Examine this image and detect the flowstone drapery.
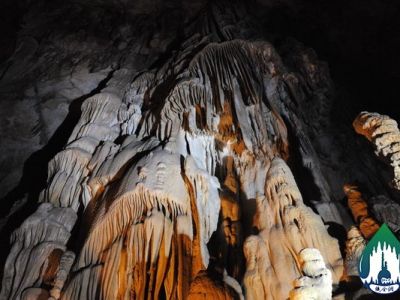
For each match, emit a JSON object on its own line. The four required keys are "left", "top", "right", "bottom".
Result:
{"left": 1, "top": 34, "right": 344, "bottom": 299}
{"left": 243, "top": 158, "right": 342, "bottom": 300}
{"left": 3, "top": 1, "right": 399, "bottom": 299}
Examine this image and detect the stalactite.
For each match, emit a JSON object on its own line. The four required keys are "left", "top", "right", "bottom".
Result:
{"left": 343, "top": 184, "right": 379, "bottom": 239}
{"left": 353, "top": 111, "right": 400, "bottom": 190}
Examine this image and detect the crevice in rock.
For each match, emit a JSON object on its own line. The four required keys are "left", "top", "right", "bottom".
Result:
{"left": 285, "top": 119, "right": 321, "bottom": 212}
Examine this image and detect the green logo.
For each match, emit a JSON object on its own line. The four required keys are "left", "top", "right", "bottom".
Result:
{"left": 359, "top": 224, "right": 400, "bottom": 294}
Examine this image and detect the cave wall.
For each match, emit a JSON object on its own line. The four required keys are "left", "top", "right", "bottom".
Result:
{"left": 1, "top": 0, "right": 400, "bottom": 299}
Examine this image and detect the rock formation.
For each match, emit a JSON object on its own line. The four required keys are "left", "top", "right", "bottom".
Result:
{"left": 0, "top": 203, "right": 76, "bottom": 300}
{"left": 344, "top": 226, "right": 366, "bottom": 278}
{"left": 368, "top": 195, "right": 400, "bottom": 235}
{"left": 353, "top": 111, "right": 400, "bottom": 190}
{"left": 343, "top": 184, "right": 379, "bottom": 239}
{"left": 243, "top": 158, "right": 342, "bottom": 300}
{"left": 289, "top": 248, "right": 333, "bottom": 300}
{"left": 1, "top": 1, "right": 399, "bottom": 299}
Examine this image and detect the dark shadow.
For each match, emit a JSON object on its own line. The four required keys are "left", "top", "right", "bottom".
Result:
{"left": 356, "top": 291, "right": 400, "bottom": 300}
{"left": 326, "top": 221, "right": 347, "bottom": 258}
{"left": 335, "top": 276, "right": 363, "bottom": 298}
{"left": 260, "top": 0, "right": 400, "bottom": 122}
{"left": 285, "top": 120, "right": 321, "bottom": 213}
{"left": 240, "top": 195, "right": 258, "bottom": 237}
{"left": 0, "top": 0, "right": 24, "bottom": 64}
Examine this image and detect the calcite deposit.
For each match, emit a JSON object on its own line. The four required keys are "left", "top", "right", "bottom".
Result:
{"left": 0, "top": 203, "right": 76, "bottom": 300}
{"left": 343, "top": 184, "right": 379, "bottom": 239}
{"left": 289, "top": 248, "right": 333, "bottom": 300}
{"left": 353, "top": 112, "right": 400, "bottom": 190}
{"left": 344, "top": 226, "right": 365, "bottom": 278}
{"left": 243, "top": 158, "right": 342, "bottom": 300}
{"left": 1, "top": 1, "right": 399, "bottom": 300}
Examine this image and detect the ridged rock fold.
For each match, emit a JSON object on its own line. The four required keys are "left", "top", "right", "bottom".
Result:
{"left": 2, "top": 1, "right": 399, "bottom": 299}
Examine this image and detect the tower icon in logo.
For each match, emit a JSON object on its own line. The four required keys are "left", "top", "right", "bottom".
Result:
{"left": 359, "top": 223, "right": 400, "bottom": 294}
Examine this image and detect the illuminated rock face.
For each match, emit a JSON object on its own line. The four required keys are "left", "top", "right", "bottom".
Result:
{"left": 6, "top": 1, "right": 391, "bottom": 299}
{"left": 243, "top": 158, "right": 343, "bottom": 300}
{"left": 344, "top": 226, "right": 366, "bottom": 278}
{"left": 353, "top": 112, "right": 400, "bottom": 190}
{"left": 343, "top": 184, "right": 379, "bottom": 239}
{"left": 0, "top": 203, "right": 76, "bottom": 300}
{"left": 290, "top": 248, "right": 333, "bottom": 300}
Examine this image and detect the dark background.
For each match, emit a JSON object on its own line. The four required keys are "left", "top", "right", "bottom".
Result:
{"left": 258, "top": 0, "right": 400, "bottom": 121}
{"left": 1, "top": 0, "right": 399, "bottom": 120}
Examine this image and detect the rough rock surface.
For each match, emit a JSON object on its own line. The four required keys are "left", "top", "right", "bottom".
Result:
{"left": 368, "top": 194, "right": 400, "bottom": 235}
{"left": 243, "top": 158, "right": 342, "bottom": 299}
{"left": 290, "top": 248, "right": 333, "bottom": 300}
{"left": 1, "top": 1, "right": 400, "bottom": 299}
{"left": 343, "top": 184, "right": 379, "bottom": 239}
{"left": 344, "top": 226, "right": 365, "bottom": 278}
{"left": 353, "top": 111, "right": 400, "bottom": 190}
{"left": 1, "top": 203, "right": 76, "bottom": 300}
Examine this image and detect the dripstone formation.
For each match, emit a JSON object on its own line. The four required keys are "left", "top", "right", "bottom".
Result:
{"left": 0, "top": 1, "right": 399, "bottom": 299}
{"left": 353, "top": 112, "right": 400, "bottom": 191}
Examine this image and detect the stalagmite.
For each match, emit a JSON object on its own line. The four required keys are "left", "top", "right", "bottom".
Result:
{"left": 344, "top": 226, "right": 366, "bottom": 278}
{"left": 214, "top": 156, "right": 244, "bottom": 280}
{"left": 289, "top": 248, "right": 333, "bottom": 300}
{"left": 343, "top": 184, "right": 379, "bottom": 239}
{"left": 353, "top": 111, "right": 400, "bottom": 190}
{"left": 243, "top": 158, "right": 343, "bottom": 300}
{"left": 48, "top": 251, "right": 75, "bottom": 300}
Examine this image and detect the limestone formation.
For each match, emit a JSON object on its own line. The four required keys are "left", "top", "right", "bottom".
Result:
{"left": 344, "top": 226, "right": 366, "bottom": 278}
{"left": 0, "top": 203, "right": 76, "bottom": 300}
{"left": 187, "top": 271, "right": 244, "bottom": 300}
{"left": 216, "top": 156, "right": 244, "bottom": 279}
{"left": 48, "top": 251, "right": 75, "bottom": 300}
{"left": 368, "top": 195, "right": 400, "bottom": 234}
{"left": 353, "top": 111, "right": 400, "bottom": 190}
{"left": 60, "top": 149, "right": 222, "bottom": 299}
{"left": 290, "top": 248, "right": 333, "bottom": 300}
{"left": 4, "top": 1, "right": 394, "bottom": 299}
{"left": 243, "top": 158, "right": 343, "bottom": 300}
{"left": 343, "top": 184, "right": 379, "bottom": 239}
